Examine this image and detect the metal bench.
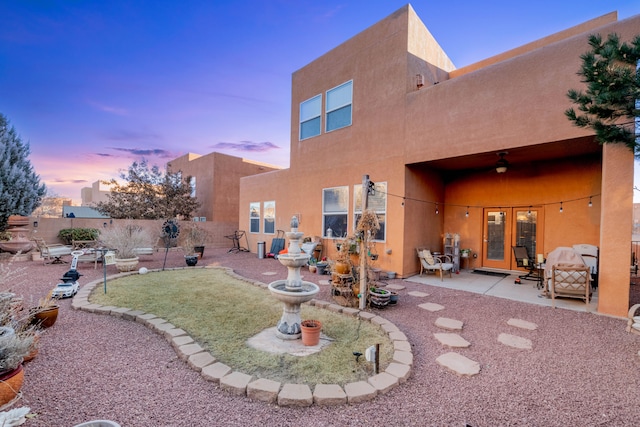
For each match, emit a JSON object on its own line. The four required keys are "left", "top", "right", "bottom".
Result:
{"left": 34, "top": 238, "right": 73, "bottom": 265}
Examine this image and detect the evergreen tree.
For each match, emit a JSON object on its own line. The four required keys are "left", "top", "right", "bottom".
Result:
{"left": 565, "top": 33, "right": 640, "bottom": 156}
{"left": 96, "top": 159, "right": 200, "bottom": 219}
{"left": 0, "top": 114, "right": 46, "bottom": 230}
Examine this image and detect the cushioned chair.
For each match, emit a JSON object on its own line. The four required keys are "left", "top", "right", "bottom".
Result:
{"left": 416, "top": 248, "right": 454, "bottom": 281}
{"left": 512, "top": 246, "right": 536, "bottom": 281}
{"left": 626, "top": 304, "right": 640, "bottom": 335}
{"left": 550, "top": 263, "right": 591, "bottom": 308}
{"left": 572, "top": 244, "right": 598, "bottom": 289}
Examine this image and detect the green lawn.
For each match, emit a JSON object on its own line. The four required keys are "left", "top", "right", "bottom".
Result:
{"left": 90, "top": 267, "right": 393, "bottom": 385}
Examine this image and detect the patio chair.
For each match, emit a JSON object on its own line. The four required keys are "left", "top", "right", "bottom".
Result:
{"left": 550, "top": 263, "right": 591, "bottom": 308}
{"left": 225, "top": 230, "right": 249, "bottom": 253}
{"left": 512, "top": 246, "right": 536, "bottom": 281}
{"left": 626, "top": 304, "right": 640, "bottom": 335}
{"left": 416, "top": 248, "right": 453, "bottom": 281}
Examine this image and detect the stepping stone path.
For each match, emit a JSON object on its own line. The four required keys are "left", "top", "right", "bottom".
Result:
{"left": 318, "top": 279, "right": 331, "bottom": 286}
{"left": 498, "top": 333, "right": 532, "bottom": 350}
{"left": 261, "top": 271, "right": 277, "bottom": 276}
{"left": 434, "top": 333, "right": 471, "bottom": 348}
{"left": 407, "top": 291, "right": 429, "bottom": 297}
{"left": 385, "top": 284, "right": 405, "bottom": 290}
{"left": 436, "top": 352, "right": 480, "bottom": 376}
{"left": 507, "top": 318, "right": 538, "bottom": 330}
{"left": 435, "top": 317, "right": 463, "bottom": 331}
{"left": 418, "top": 302, "right": 445, "bottom": 312}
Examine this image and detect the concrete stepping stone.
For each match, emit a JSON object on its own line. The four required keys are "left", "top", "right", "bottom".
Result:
{"left": 262, "top": 271, "right": 277, "bottom": 276}
{"left": 418, "top": 302, "right": 444, "bottom": 312}
{"left": 408, "top": 291, "right": 429, "bottom": 297}
{"left": 436, "top": 352, "right": 480, "bottom": 376}
{"left": 386, "top": 284, "right": 405, "bottom": 290}
{"left": 507, "top": 318, "right": 538, "bottom": 330}
{"left": 318, "top": 279, "right": 331, "bottom": 285}
{"left": 435, "top": 317, "right": 463, "bottom": 331}
{"left": 434, "top": 333, "right": 471, "bottom": 348}
{"left": 498, "top": 333, "right": 532, "bottom": 350}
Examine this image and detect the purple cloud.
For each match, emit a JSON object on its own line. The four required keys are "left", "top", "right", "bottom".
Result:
{"left": 211, "top": 141, "right": 280, "bottom": 153}
{"left": 108, "top": 147, "right": 174, "bottom": 158}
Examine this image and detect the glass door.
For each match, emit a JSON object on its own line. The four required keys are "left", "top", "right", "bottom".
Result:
{"left": 513, "top": 208, "right": 543, "bottom": 270}
{"left": 483, "top": 209, "right": 511, "bottom": 269}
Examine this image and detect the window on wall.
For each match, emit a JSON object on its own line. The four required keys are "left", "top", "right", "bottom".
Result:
{"left": 264, "top": 201, "right": 275, "bottom": 234}
{"left": 354, "top": 182, "right": 387, "bottom": 241}
{"left": 190, "top": 176, "right": 196, "bottom": 198}
{"left": 322, "top": 187, "right": 349, "bottom": 238}
{"left": 300, "top": 94, "right": 321, "bottom": 140}
{"left": 326, "top": 81, "right": 352, "bottom": 132}
{"left": 249, "top": 202, "right": 260, "bottom": 233}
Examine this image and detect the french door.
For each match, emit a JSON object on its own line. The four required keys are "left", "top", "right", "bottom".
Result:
{"left": 482, "top": 208, "right": 543, "bottom": 270}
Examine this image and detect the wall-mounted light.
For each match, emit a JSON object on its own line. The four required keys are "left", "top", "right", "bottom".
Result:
{"left": 416, "top": 73, "right": 424, "bottom": 89}
{"left": 33, "top": 221, "right": 38, "bottom": 228}
{"left": 496, "top": 152, "right": 509, "bottom": 173}
{"left": 103, "top": 222, "right": 108, "bottom": 228}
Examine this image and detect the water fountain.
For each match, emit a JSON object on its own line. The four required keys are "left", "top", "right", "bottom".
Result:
{"left": 268, "top": 216, "right": 320, "bottom": 340}
{"left": 0, "top": 216, "right": 34, "bottom": 254}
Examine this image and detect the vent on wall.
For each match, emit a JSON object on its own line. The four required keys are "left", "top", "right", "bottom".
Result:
{"left": 416, "top": 74, "right": 424, "bottom": 89}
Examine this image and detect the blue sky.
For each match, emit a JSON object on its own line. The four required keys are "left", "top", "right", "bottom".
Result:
{"left": 1, "top": 1, "right": 638, "bottom": 203}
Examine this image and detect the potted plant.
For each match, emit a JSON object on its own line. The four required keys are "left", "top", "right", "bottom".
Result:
{"left": 179, "top": 222, "right": 210, "bottom": 266}
{"left": 300, "top": 319, "right": 322, "bottom": 346}
{"left": 99, "top": 222, "right": 156, "bottom": 272}
{"left": 30, "top": 291, "right": 59, "bottom": 328}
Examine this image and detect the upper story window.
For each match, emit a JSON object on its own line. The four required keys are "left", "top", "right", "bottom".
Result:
{"left": 190, "top": 176, "right": 196, "bottom": 198}
{"left": 326, "top": 81, "right": 352, "bottom": 132}
{"left": 322, "top": 186, "right": 348, "bottom": 238}
{"left": 249, "top": 202, "right": 260, "bottom": 233}
{"left": 300, "top": 94, "right": 321, "bottom": 140}
{"left": 264, "top": 201, "right": 275, "bottom": 234}
{"left": 354, "top": 182, "right": 387, "bottom": 242}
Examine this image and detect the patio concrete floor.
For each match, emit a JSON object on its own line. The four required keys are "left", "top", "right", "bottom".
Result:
{"left": 404, "top": 268, "right": 598, "bottom": 312}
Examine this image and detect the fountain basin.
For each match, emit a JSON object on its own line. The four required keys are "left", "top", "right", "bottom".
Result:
{"left": 268, "top": 280, "right": 319, "bottom": 340}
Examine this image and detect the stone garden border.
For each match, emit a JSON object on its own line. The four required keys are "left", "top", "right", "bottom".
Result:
{"left": 71, "top": 266, "right": 413, "bottom": 407}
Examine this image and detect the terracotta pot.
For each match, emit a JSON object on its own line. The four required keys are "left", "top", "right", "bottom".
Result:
{"left": 33, "top": 305, "right": 59, "bottom": 328}
{"left": 0, "top": 364, "right": 24, "bottom": 407}
{"left": 335, "top": 261, "right": 350, "bottom": 274}
{"left": 300, "top": 319, "right": 322, "bottom": 346}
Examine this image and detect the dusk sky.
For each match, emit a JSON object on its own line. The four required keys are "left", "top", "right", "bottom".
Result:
{"left": 1, "top": 1, "right": 639, "bottom": 204}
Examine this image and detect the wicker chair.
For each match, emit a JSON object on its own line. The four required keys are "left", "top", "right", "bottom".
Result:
{"left": 626, "top": 304, "right": 640, "bottom": 335}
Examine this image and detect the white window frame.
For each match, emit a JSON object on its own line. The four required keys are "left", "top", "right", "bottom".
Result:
{"left": 322, "top": 186, "right": 349, "bottom": 238}
{"left": 326, "top": 80, "right": 353, "bottom": 133}
{"left": 354, "top": 181, "right": 387, "bottom": 242}
{"left": 299, "top": 94, "right": 322, "bottom": 140}
{"left": 249, "top": 202, "right": 260, "bottom": 234}
{"left": 264, "top": 201, "right": 275, "bottom": 235}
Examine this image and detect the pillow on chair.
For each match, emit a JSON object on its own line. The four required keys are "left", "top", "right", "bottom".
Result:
{"left": 422, "top": 250, "right": 435, "bottom": 265}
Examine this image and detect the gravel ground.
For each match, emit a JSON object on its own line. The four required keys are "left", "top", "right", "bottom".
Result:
{"left": 4, "top": 248, "right": 640, "bottom": 426}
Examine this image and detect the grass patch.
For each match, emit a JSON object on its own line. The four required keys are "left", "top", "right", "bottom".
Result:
{"left": 90, "top": 268, "right": 394, "bottom": 385}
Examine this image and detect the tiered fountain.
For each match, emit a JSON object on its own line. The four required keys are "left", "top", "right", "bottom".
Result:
{"left": 0, "top": 215, "right": 34, "bottom": 254}
{"left": 268, "top": 216, "right": 319, "bottom": 340}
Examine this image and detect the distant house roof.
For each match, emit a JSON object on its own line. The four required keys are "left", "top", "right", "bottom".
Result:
{"left": 62, "top": 206, "right": 109, "bottom": 219}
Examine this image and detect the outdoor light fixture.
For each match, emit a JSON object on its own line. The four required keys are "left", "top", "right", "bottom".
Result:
{"left": 495, "top": 152, "right": 509, "bottom": 173}
{"left": 33, "top": 221, "right": 38, "bottom": 228}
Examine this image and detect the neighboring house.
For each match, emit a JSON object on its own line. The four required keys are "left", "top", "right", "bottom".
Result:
{"left": 81, "top": 180, "right": 113, "bottom": 206}
{"left": 62, "top": 205, "right": 109, "bottom": 219}
{"left": 240, "top": 5, "right": 638, "bottom": 317}
{"left": 167, "top": 151, "right": 281, "bottom": 229}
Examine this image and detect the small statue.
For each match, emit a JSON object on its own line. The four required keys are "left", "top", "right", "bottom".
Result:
{"left": 291, "top": 215, "right": 299, "bottom": 229}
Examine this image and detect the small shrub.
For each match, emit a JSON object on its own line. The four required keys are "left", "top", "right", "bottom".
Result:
{"left": 58, "top": 228, "right": 99, "bottom": 244}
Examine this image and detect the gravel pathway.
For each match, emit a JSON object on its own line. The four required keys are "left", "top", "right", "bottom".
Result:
{"left": 4, "top": 249, "right": 640, "bottom": 426}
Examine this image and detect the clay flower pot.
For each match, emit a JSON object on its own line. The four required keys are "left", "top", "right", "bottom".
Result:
{"left": 0, "top": 364, "right": 24, "bottom": 407}
{"left": 32, "top": 305, "right": 59, "bottom": 328}
{"left": 300, "top": 319, "right": 322, "bottom": 346}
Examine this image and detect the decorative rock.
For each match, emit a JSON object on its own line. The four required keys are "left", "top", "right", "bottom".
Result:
{"left": 498, "top": 333, "right": 532, "bottom": 350}
{"left": 436, "top": 352, "right": 480, "bottom": 376}
{"left": 434, "top": 333, "right": 471, "bottom": 348}
{"left": 385, "top": 362, "right": 411, "bottom": 382}
{"left": 507, "top": 318, "right": 538, "bottom": 330}
{"left": 344, "top": 381, "right": 377, "bottom": 404}
{"left": 220, "top": 371, "right": 253, "bottom": 396}
{"left": 419, "top": 302, "right": 445, "bottom": 312}
{"left": 313, "top": 384, "right": 347, "bottom": 406}
{"left": 435, "top": 317, "right": 463, "bottom": 331}
{"left": 201, "top": 362, "right": 232, "bottom": 383}
{"left": 247, "top": 378, "right": 281, "bottom": 403}
{"left": 187, "top": 352, "right": 216, "bottom": 371}
{"left": 278, "top": 384, "right": 313, "bottom": 407}
{"left": 408, "top": 291, "right": 429, "bottom": 297}
{"left": 367, "top": 372, "right": 399, "bottom": 394}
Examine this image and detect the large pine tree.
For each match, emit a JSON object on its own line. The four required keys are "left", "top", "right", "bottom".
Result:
{"left": 565, "top": 33, "right": 640, "bottom": 156}
{"left": 0, "top": 114, "right": 46, "bottom": 230}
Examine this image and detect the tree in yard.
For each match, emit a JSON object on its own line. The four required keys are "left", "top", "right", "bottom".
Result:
{"left": 0, "top": 113, "right": 46, "bottom": 230}
{"left": 565, "top": 33, "right": 640, "bottom": 156}
{"left": 96, "top": 159, "right": 200, "bottom": 220}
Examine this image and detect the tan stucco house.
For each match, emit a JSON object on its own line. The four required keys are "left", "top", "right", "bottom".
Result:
{"left": 240, "top": 5, "right": 638, "bottom": 317}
